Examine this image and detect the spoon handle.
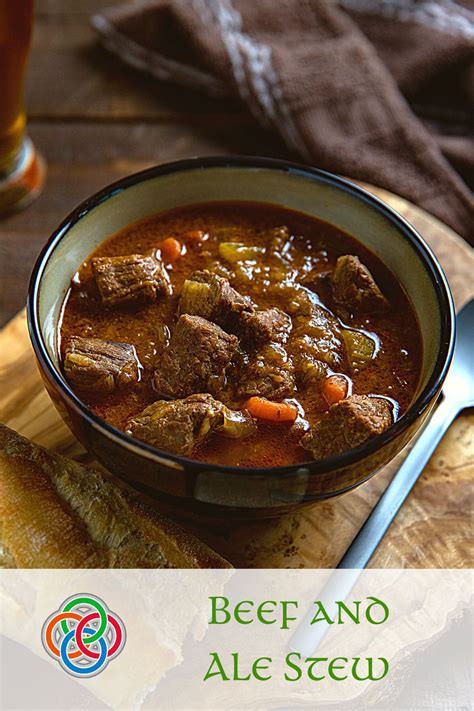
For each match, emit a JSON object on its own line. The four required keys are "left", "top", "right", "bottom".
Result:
{"left": 338, "top": 396, "right": 459, "bottom": 570}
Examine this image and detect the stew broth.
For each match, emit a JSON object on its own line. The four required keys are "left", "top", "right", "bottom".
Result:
{"left": 59, "top": 202, "right": 422, "bottom": 467}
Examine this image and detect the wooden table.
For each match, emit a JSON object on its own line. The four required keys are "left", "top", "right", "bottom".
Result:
{"left": 0, "top": 0, "right": 472, "bottom": 569}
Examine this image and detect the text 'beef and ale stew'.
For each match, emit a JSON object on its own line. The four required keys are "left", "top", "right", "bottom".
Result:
{"left": 59, "top": 202, "right": 422, "bottom": 466}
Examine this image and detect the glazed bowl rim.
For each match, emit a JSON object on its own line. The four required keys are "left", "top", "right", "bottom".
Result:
{"left": 27, "top": 155, "right": 455, "bottom": 477}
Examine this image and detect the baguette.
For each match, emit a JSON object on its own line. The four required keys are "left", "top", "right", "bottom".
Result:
{"left": 0, "top": 423, "right": 231, "bottom": 569}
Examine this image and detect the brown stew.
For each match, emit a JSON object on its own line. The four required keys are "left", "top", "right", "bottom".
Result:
{"left": 59, "top": 201, "right": 422, "bottom": 467}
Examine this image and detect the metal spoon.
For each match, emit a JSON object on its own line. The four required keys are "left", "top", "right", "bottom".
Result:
{"left": 290, "top": 299, "right": 473, "bottom": 656}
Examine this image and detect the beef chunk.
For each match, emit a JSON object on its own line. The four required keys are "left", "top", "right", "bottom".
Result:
{"left": 237, "top": 308, "right": 293, "bottom": 399}
{"left": 63, "top": 337, "right": 140, "bottom": 393}
{"left": 153, "top": 315, "right": 239, "bottom": 398}
{"left": 126, "top": 394, "right": 224, "bottom": 455}
{"left": 331, "top": 255, "right": 389, "bottom": 315}
{"left": 92, "top": 254, "right": 169, "bottom": 307}
{"left": 302, "top": 395, "right": 393, "bottom": 459}
{"left": 126, "top": 394, "right": 256, "bottom": 456}
{"left": 237, "top": 343, "right": 295, "bottom": 400}
{"left": 242, "top": 308, "right": 291, "bottom": 345}
{"left": 178, "top": 270, "right": 253, "bottom": 330}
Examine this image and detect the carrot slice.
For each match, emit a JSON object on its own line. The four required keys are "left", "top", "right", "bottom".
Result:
{"left": 160, "top": 237, "right": 182, "bottom": 262}
{"left": 322, "top": 374, "right": 348, "bottom": 406}
{"left": 245, "top": 397, "right": 298, "bottom": 423}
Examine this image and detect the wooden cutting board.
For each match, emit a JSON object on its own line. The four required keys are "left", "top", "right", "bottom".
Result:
{"left": 0, "top": 184, "right": 472, "bottom": 568}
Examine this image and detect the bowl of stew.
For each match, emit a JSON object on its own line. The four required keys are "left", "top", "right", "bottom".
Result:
{"left": 28, "top": 156, "right": 454, "bottom": 517}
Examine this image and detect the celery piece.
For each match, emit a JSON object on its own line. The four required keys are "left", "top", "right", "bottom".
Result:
{"left": 219, "top": 242, "right": 265, "bottom": 263}
{"left": 343, "top": 329, "right": 377, "bottom": 370}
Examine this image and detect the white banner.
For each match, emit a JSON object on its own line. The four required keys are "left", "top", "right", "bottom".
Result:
{"left": 0, "top": 569, "right": 472, "bottom": 710}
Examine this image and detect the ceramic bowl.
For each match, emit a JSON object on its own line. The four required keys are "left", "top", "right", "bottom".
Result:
{"left": 27, "top": 157, "right": 455, "bottom": 517}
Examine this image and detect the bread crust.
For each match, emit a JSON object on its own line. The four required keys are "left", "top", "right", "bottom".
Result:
{"left": 0, "top": 424, "right": 232, "bottom": 569}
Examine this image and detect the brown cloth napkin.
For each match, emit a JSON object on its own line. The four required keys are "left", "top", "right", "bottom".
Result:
{"left": 92, "top": 0, "right": 474, "bottom": 242}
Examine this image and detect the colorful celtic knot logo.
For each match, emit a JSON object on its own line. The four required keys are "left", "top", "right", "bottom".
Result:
{"left": 41, "top": 594, "right": 126, "bottom": 677}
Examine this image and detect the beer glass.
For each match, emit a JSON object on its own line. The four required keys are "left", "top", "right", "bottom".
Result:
{"left": 0, "top": 0, "right": 44, "bottom": 214}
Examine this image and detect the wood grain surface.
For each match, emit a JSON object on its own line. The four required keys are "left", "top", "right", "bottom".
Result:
{"left": 0, "top": 0, "right": 472, "bottom": 569}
